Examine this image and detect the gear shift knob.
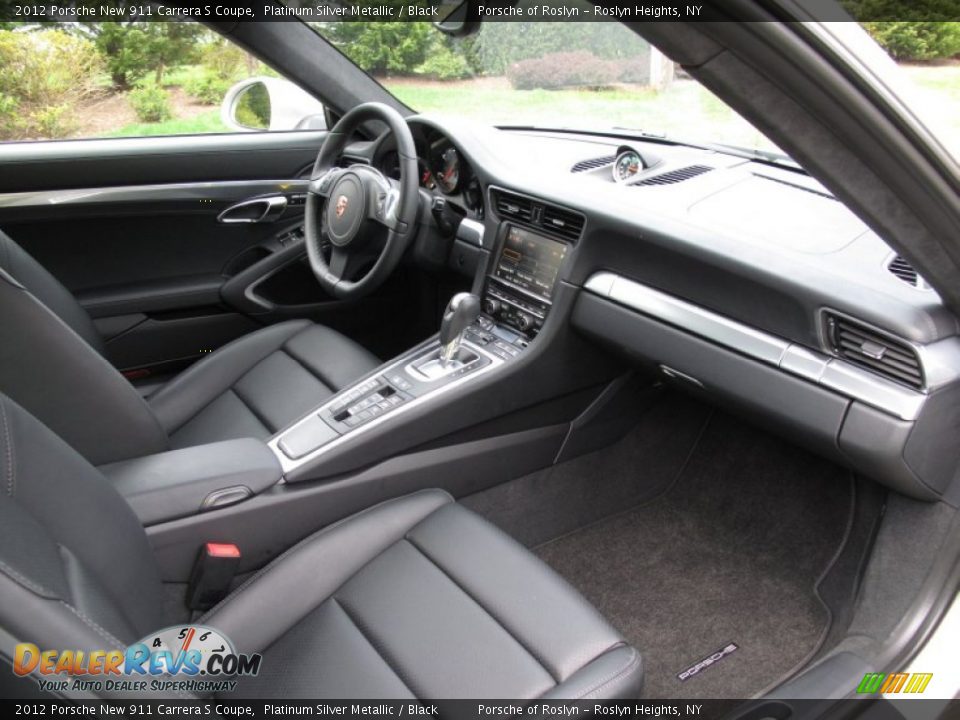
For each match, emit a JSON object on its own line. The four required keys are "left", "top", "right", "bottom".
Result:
{"left": 439, "top": 292, "right": 481, "bottom": 362}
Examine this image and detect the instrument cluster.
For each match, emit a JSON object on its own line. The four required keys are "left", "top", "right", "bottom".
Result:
{"left": 379, "top": 128, "right": 483, "bottom": 217}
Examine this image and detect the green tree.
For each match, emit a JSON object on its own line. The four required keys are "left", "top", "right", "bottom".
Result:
{"left": 843, "top": 2, "right": 960, "bottom": 59}
{"left": 319, "top": 21, "right": 434, "bottom": 75}
{"left": 64, "top": 15, "right": 204, "bottom": 88}
{"left": 861, "top": 22, "right": 960, "bottom": 60}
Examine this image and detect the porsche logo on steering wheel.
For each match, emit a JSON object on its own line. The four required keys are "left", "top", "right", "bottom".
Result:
{"left": 335, "top": 195, "right": 349, "bottom": 219}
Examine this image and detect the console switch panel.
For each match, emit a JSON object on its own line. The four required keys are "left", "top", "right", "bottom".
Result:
{"left": 278, "top": 415, "right": 338, "bottom": 460}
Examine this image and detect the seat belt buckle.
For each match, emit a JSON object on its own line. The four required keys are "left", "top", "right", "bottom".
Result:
{"left": 187, "top": 543, "right": 241, "bottom": 611}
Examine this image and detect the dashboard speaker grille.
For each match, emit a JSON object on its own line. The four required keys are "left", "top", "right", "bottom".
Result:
{"left": 824, "top": 313, "right": 923, "bottom": 389}
{"left": 636, "top": 164, "right": 713, "bottom": 186}
{"left": 571, "top": 155, "right": 617, "bottom": 173}
{"left": 490, "top": 188, "right": 585, "bottom": 242}
{"left": 887, "top": 255, "right": 931, "bottom": 290}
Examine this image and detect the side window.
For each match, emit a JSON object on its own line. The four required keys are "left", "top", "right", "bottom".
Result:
{"left": 0, "top": 20, "right": 326, "bottom": 143}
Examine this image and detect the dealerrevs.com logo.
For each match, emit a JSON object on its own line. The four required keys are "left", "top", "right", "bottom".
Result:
{"left": 13, "top": 625, "right": 262, "bottom": 694}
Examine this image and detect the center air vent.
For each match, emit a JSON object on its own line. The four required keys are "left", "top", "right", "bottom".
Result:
{"left": 824, "top": 313, "right": 923, "bottom": 389}
{"left": 887, "top": 255, "right": 932, "bottom": 291}
{"left": 490, "top": 188, "right": 585, "bottom": 242}
{"left": 571, "top": 155, "right": 617, "bottom": 173}
{"left": 635, "top": 164, "right": 713, "bottom": 186}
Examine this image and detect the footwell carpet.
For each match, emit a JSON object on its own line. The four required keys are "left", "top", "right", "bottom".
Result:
{"left": 532, "top": 412, "right": 854, "bottom": 699}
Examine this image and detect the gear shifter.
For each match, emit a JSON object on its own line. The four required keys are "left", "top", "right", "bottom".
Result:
{"left": 439, "top": 292, "right": 481, "bottom": 364}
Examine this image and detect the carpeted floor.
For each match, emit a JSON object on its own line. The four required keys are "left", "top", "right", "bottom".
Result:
{"left": 532, "top": 412, "right": 855, "bottom": 699}
{"left": 467, "top": 396, "right": 857, "bottom": 700}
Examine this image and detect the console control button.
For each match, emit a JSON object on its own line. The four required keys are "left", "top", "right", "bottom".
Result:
{"left": 387, "top": 372, "right": 413, "bottom": 391}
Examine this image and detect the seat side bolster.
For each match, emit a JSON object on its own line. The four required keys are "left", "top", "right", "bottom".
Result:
{"left": 147, "top": 319, "right": 313, "bottom": 434}
{"left": 200, "top": 489, "right": 453, "bottom": 653}
{"left": 0, "top": 279, "right": 167, "bottom": 465}
{"left": 540, "top": 644, "right": 643, "bottom": 700}
{"left": 0, "top": 230, "right": 106, "bottom": 356}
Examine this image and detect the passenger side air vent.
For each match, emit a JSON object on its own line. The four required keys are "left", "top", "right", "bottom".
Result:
{"left": 887, "top": 255, "right": 931, "bottom": 290}
{"left": 490, "top": 188, "right": 585, "bottom": 242}
{"left": 571, "top": 155, "right": 617, "bottom": 173}
{"left": 824, "top": 313, "right": 924, "bottom": 389}
{"left": 635, "top": 164, "right": 713, "bottom": 186}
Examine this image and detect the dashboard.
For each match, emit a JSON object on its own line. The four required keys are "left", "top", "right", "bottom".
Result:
{"left": 348, "top": 114, "right": 960, "bottom": 503}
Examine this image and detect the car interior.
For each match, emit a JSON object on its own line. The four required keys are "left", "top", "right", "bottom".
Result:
{"left": 2, "top": 8, "right": 960, "bottom": 711}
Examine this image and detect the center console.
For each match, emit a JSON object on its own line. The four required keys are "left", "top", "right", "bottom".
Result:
{"left": 482, "top": 223, "right": 568, "bottom": 336}
{"left": 270, "top": 215, "right": 573, "bottom": 476}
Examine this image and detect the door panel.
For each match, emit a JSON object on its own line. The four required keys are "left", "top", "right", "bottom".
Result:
{"left": 0, "top": 132, "right": 325, "bottom": 193}
{"left": 0, "top": 132, "right": 378, "bottom": 378}
{"left": 0, "top": 131, "right": 429, "bottom": 375}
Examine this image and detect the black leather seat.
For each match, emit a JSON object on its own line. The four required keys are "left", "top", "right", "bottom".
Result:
{"left": 0, "top": 393, "right": 643, "bottom": 699}
{"left": 0, "top": 230, "right": 380, "bottom": 464}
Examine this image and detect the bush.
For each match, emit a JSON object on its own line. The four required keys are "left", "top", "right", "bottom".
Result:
{"left": 184, "top": 73, "right": 233, "bottom": 105}
{"left": 414, "top": 45, "right": 473, "bottom": 80}
{"left": 128, "top": 86, "right": 172, "bottom": 123}
{"left": 0, "top": 91, "right": 18, "bottom": 138}
{"left": 0, "top": 29, "right": 104, "bottom": 140}
{"left": 861, "top": 22, "right": 960, "bottom": 60}
{"left": 507, "top": 51, "right": 618, "bottom": 90}
{"left": 181, "top": 40, "right": 251, "bottom": 106}
{"left": 617, "top": 53, "right": 653, "bottom": 84}
{"left": 200, "top": 40, "right": 249, "bottom": 81}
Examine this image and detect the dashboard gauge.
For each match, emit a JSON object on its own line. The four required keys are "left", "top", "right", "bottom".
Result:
{"left": 433, "top": 146, "right": 461, "bottom": 194}
{"left": 420, "top": 162, "right": 436, "bottom": 191}
{"left": 381, "top": 151, "right": 436, "bottom": 190}
{"left": 613, "top": 150, "right": 643, "bottom": 184}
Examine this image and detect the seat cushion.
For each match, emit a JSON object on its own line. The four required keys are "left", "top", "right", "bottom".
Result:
{"left": 148, "top": 320, "right": 380, "bottom": 448}
{"left": 203, "top": 489, "right": 643, "bottom": 700}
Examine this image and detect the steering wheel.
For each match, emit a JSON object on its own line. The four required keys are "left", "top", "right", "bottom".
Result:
{"left": 305, "top": 102, "right": 419, "bottom": 300}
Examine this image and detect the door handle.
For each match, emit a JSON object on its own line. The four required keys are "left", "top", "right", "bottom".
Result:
{"left": 217, "top": 196, "right": 288, "bottom": 224}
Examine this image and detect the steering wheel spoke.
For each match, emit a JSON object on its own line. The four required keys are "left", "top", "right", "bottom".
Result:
{"left": 309, "top": 168, "right": 343, "bottom": 198}
{"left": 369, "top": 178, "right": 404, "bottom": 232}
{"left": 327, "top": 246, "right": 357, "bottom": 282}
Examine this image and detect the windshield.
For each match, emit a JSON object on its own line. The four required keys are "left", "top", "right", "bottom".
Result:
{"left": 307, "top": 7, "right": 960, "bottom": 167}
{"left": 307, "top": 10, "right": 781, "bottom": 155}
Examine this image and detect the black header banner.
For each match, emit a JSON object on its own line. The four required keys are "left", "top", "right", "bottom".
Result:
{"left": 1, "top": 0, "right": 959, "bottom": 23}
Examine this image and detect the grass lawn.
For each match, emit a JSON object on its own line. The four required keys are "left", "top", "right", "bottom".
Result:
{"left": 105, "top": 110, "right": 228, "bottom": 138}
{"left": 901, "top": 64, "right": 960, "bottom": 159}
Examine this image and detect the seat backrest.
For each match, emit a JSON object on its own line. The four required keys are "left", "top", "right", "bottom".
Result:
{"left": 0, "top": 236, "right": 168, "bottom": 465}
{"left": 0, "top": 230, "right": 106, "bottom": 356}
{"left": 0, "top": 393, "right": 165, "bottom": 670}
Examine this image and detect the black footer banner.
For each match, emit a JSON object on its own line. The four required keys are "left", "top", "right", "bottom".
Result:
{"left": 2, "top": 699, "right": 959, "bottom": 720}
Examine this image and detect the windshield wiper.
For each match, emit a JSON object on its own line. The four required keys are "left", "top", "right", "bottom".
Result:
{"left": 706, "top": 142, "right": 802, "bottom": 171}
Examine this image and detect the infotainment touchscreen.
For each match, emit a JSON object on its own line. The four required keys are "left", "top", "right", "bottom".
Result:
{"left": 494, "top": 225, "right": 568, "bottom": 300}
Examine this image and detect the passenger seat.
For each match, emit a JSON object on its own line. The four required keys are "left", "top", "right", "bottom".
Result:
{"left": 0, "top": 393, "right": 642, "bottom": 699}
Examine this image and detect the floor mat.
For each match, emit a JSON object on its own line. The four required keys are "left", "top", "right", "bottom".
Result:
{"left": 533, "top": 412, "right": 855, "bottom": 699}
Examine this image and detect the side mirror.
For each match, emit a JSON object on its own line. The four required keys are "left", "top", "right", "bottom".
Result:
{"left": 221, "top": 77, "right": 327, "bottom": 132}
{"left": 432, "top": 0, "right": 482, "bottom": 37}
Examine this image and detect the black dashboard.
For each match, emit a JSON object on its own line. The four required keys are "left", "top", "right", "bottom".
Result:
{"left": 350, "top": 114, "right": 960, "bottom": 503}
